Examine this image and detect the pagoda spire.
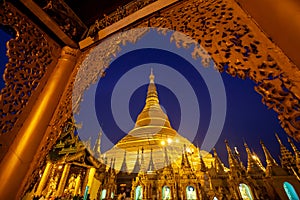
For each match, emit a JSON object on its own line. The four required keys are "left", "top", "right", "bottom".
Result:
{"left": 199, "top": 153, "right": 207, "bottom": 172}
{"left": 164, "top": 147, "right": 170, "bottom": 167}
{"left": 134, "top": 69, "right": 171, "bottom": 130}
{"left": 140, "top": 147, "right": 146, "bottom": 172}
{"left": 260, "top": 140, "right": 278, "bottom": 167}
{"left": 150, "top": 68, "right": 154, "bottom": 83}
{"left": 288, "top": 137, "right": 300, "bottom": 171}
{"left": 275, "top": 133, "right": 283, "bottom": 146}
{"left": 108, "top": 157, "right": 114, "bottom": 173}
{"left": 147, "top": 149, "right": 155, "bottom": 172}
{"left": 85, "top": 136, "right": 92, "bottom": 152}
{"left": 181, "top": 144, "right": 191, "bottom": 168}
{"left": 244, "top": 142, "right": 264, "bottom": 175}
{"left": 225, "top": 140, "right": 237, "bottom": 169}
{"left": 113, "top": 157, "right": 116, "bottom": 169}
{"left": 275, "top": 133, "right": 295, "bottom": 168}
{"left": 260, "top": 140, "right": 291, "bottom": 177}
{"left": 225, "top": 140, "right": 246, "bottom": 175}
{"left": 146, "top": 68, "right": 159, "bottom": 105}
{"left": 132, "top": 149, "right": 141, "bottom": 173}
{"left": 288, "top": 137, "right": 300, "bottom": 155}
{"left": 213, "top": 148, "right": 225, "bottom": 173}
{"left": 93, "top": 131, "right": 102, "bottom": 158}
{"left": 120, "top": 151, "right": 128, "bottom": 173}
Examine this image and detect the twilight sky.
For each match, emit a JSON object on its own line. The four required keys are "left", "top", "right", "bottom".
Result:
{"left": 1, "top": 28, "right": 299, "bottom": 167}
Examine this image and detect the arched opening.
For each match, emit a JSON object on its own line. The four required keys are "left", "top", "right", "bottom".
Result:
{"left": 213, "top": 197, "right": 218, "bottom": 200}
{"left": 186, "top": 185, "right": 197, "bottom": 200}
{"left": 283, "top": 182, "right": 299, "bottom": 200}
{"left": 162, "top": 185, "right": 171, "bottom": 199}
{"left": 100, "top": 189, "right": 106, "bottom": 200}
{"left": 238, "top": 183, "right": 253, "bottom": 200}
{"left": 135, "top": 185, "right": 143, "bottom": 200}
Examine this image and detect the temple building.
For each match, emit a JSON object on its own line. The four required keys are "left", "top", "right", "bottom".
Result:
{"left": 22, "top": 71, "right": 300, "bottom": 200}
{"left": 1, "top": 0, "right": 300, "bottom": 199}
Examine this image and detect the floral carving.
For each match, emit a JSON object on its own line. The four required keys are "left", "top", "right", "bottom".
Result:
{"left": 0, "top": 3, "right": 59, "bottom": 146}
{"left": 133, "top": 0, "right": 300, "bottom": 140}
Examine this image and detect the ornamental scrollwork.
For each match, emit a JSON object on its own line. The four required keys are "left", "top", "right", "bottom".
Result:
{"left": 133, "top": 0, "right": 300, "bottom": 140}
{"left": 0, "top": 2, "right": 60, "bottom": 148}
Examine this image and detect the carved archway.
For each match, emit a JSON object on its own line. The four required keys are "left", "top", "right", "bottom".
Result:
{"left": 78, "top": 0, "right": 300, "bottom": 140}
{"left": 2, "top": 0, "right": 300, "bottom": 198}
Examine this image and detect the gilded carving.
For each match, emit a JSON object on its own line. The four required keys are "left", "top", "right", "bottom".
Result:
{"left": 84, "top": 0, "right": 300, "bottom": 140}
{"left": 0, "top": 3, "right": 59, "bottom": 142}
{"left": 73, "top": 28, "right": 149, "bottom": 114}
{"left": 131, "top": 0, "right": 300, "bottom": 140}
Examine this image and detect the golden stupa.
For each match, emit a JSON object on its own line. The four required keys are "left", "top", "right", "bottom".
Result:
{"left": 104, "top": 70, "right": 213, "bottom": 172}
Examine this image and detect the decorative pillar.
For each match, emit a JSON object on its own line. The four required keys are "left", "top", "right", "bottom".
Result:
{"left": 56, "top": 164, "right": 70, "bottom": 196}
{"left": 35, "top": 162, "right": 52, "bottom": 196}
{"left": 0, "top": 46, "right": 79, "bottom": 199}
{"left": 86, "top": 167, "right": 96, "bottom": 193}
{"left": 74, "top": 175, "right": 81, "bottom": 195}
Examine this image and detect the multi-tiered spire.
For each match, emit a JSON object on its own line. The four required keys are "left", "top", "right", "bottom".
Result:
{"left": 104, "top": 69, "right": 213, "bottom": 172}
{"left": 132, "top": 149, "right": 141, "bottom": 173}
{"left": 93, "top": 131, "right": 102, "bottom": 159}
{"left": 145, "top": 68, "right": 159, "bottom": 105}
{"left": 275, "top": 133, "right": 296, "bottom": 169}
{"left": 147, "top": 149, "right": 155, "bottom": 171}
{"left": 244, "top": 142, "right": 265, "bottom": 175}
{"left": 120, "top": 151, "right": 128, "bottom": 173}
{"left": 288, "top": 137, "right": 300, "bottom": 171}
{"left": 134, "top": 69, "right": 172, "bottom": 131}
{"left": 213, "top": 148, "right": 225, "bottom": 174}
{"left": 260, "top": 140, "right": 287, "bottom": 177}
{"left": 225, "top": 140, "right": 241, "bottom": 169}
{"left": 260, "top": 140, "right": 278, "bottom": 168}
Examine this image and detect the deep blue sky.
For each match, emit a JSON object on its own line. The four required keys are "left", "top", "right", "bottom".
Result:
{"left": 0, "top": 29, "right": 10, "bottom": 88}
{"left": 94, "top": 47, "right": 299, "bottom": 167}
{"left": 92, "top": 29, "right": 300, "bottom": 167}
{"left": 1, "top": 28, "right": 299, "bottom": 167}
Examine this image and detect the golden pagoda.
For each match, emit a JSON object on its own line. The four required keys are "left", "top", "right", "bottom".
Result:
{"left": 104, "top": 70, "right": 213, "bottom": 173}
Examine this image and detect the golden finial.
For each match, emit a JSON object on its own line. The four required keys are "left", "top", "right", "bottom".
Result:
{"left": 149, "top": 68, "right": 155, "bottom": 83}
{"left": 260, "top": 140, "right": 278, "bottom": 167}
{"left": 275, "top": 133, "right": 283, "bottom": 145}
